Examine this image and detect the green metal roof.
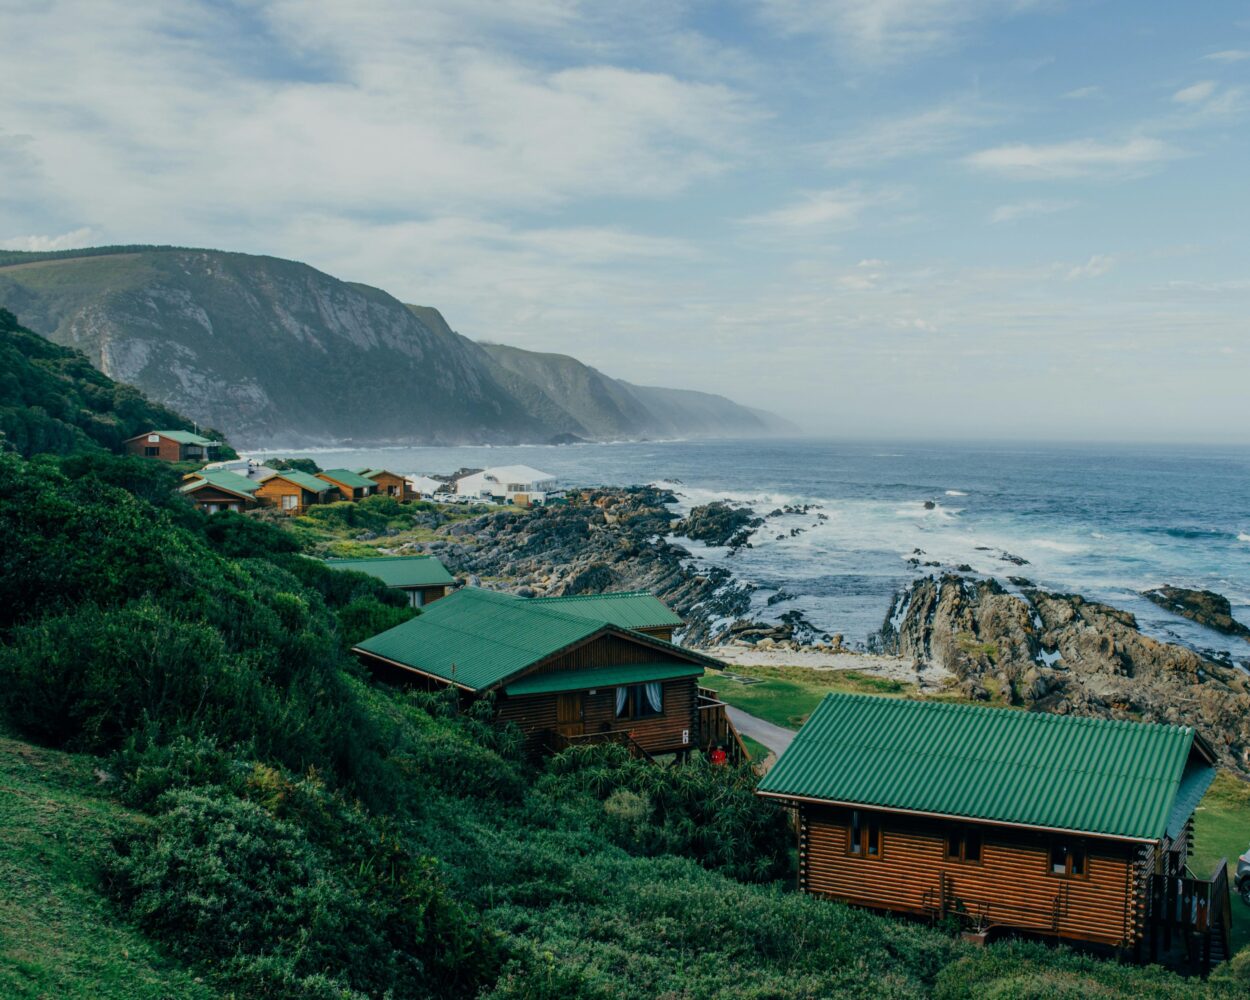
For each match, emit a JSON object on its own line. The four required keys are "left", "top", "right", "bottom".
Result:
{"left": 324, "top": 555, "right": 454, "bottom": 588}
{"left": 179, "top": 470, "right": 259, "bottom": 497}
{"left": 1166, "top": 758, "right": 1217, "bottom": 840}
{"left": 354, "top": 586, "right": 718, "bottom": 692}
{"left": 504, "top": 662, "right": 703, "bottom": 696}
{"left": 757, "top": 694, "right": 1211, "bottom": 842}
{"left": 531, "top": 592, "right": 683, "bottom": 630}
{"left": 318, "top": 469, "right": 376, "bottom": 489}
{"left": 135, "top": 429, "right": 216, "bottom": 445}
{"left": 262, "top": 470, "right": 333, "bottom": 493}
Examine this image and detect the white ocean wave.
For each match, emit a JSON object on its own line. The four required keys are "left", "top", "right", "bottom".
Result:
{"left": 945, "top": 490, "right": 968, "bottom": 496}
{"left": 1239, "top": 532, "right": 1250, "bottom": 543}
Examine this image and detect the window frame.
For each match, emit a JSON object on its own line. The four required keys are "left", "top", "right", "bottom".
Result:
{"left": 614, "top": 683, "right": 663, "bottom": 721}
{"left": 846, "top": 809, "right": 883, "bottom": 860}
{"left": 945, "top": 826, "right": 984, "bottom": 865}
{"left": 1048, "top": 838, "right": 1088, "bottom": 879}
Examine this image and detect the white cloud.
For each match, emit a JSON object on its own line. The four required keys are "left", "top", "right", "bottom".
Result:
{"left": 1173, "top": 80, "right": 1217, "bottom": 104}
{"left": 823, "top": 102, "right": 994, "bottom": 168}
{"left": 1062, "top": 85, "right": 1102, "bottom": 99}
{"left": 989, "top": 199, "right": 1076, "bottom": 223}
{"left": 0, "top": 227, "right": 97, "bottom": 252}
{"left": 966, "top": 136, "right": 1176, "bottom": 178}
{"left": 757, "top": 0, "right": 1044, "bottom": 64}
{"left": 742, "top": 186, "right": 890, "bottom": 231}
{"left": 1202, "top": 49, "right": 1250, "bottom": 62}
{"left": 1066, "top": 254, "right": 1115, "bottom": 279}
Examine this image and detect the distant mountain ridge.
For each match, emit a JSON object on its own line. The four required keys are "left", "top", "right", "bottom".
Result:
{"left": 0, "top": 246, "right": 794, "bottom": 448}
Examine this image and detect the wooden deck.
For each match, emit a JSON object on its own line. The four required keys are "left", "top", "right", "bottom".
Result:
{"left": 697, "top": 686, "right": 749, "bottom": 764}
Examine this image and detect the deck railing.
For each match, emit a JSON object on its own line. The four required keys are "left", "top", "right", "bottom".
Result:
{"left": 697, "top": 686, "right": 750, "bottom": 764}
{"left": 548, "top": 729, "right": 655, "bottom": 762}
{"left": 923, "top": 872, "right": 1069, "bottom": 934}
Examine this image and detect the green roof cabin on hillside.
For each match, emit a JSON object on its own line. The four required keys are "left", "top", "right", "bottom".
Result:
{"left": 316, "top": 468, "right": 377, "bottom": 501}
{"left": 325, "top": 555, "right": 455, "bottom": 607}
{"left": 757, "top": 693, "right": 1228, "bottom": 964}
{"left": 178, "top": 469, "right": 258, "bottom": 513}
{"left": 125, "top": 429, "right": 220, "bottom": 462}
{"left": 353, "top": 587, "right": 731, "bottom": 760}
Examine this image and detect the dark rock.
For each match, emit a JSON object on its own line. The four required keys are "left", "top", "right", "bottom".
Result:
{"left": 1000, "top": 552, "right": 1030, "bottom": 566}
{"left": 678, "top": 502, "right": 764, "bottom": 548}
{"left": 923, "top": 500, "right": 936, "bottom": 510}
{"left": 1142, "top": 586, "right": 1250, "bottom": 640}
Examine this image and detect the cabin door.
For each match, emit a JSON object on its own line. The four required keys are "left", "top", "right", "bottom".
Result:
{"left": 555, "top": 693, "right": 584, "bottom": 738}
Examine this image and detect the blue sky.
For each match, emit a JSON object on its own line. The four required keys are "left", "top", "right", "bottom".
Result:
{"left": 2, "top": 1, "right": 1248, "bottom": 441}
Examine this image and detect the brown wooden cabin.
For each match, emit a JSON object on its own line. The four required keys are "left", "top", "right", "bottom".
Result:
{"left": 316, "top": 468, "right": 377, "bottom": 502}
{"left": 358, "top": 468, "right": 414, "bottom": 500}
{"left": 255, "top": 471, "right": 336, "bottom": 514}
{"left": 757, "top": 694, "right": 1231, "bottom": 971}
{"left": 353, "top": 587, "right": 741, "bottom": 760}
{"left": 126, "top": 429, "right": 220, "bottom": 462}
{"left": 324, "top": 555, "right": 455, "bottom": 608}
{"left": 179, "top": 470, "right": 259, "bottom": 513}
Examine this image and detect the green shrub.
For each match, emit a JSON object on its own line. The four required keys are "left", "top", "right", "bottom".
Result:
{"left": 335, "top": 595, "right": 417, "bottom": 648}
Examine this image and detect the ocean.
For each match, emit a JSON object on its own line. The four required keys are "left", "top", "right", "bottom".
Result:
{"left": 270, "top": 438, "right": 1250, "bottom": 665}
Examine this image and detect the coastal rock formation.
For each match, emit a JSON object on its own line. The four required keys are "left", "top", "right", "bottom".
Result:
{"left": 1143, "top": 586, "right": 1250, "bottom": 641}
{"left": 676, "top": 502, "right": 764, "bottom": 549}
{"left": 877, "top": 575, "right": 1250, "bottom": 773}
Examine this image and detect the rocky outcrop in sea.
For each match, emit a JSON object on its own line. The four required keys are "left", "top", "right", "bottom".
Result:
{"left": 876, "top": 574, "right": 1250, "bottom": 774}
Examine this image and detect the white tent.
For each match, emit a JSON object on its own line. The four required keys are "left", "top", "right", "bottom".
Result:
{"left": 454, "top": 465, "right": 557, "bottom": 502}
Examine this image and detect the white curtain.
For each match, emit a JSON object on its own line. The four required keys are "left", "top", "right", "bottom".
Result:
{"left": 644, "top": 682, "right": 662, "bottom": 714}
{"left": 615, "top": 686, "right": 628, "bottom": 717}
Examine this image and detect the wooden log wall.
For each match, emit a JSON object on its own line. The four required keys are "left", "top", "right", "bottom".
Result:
{"left": 529, "top": 634, "right": 688, "bottom": 676}
{"left": 496, "top": 677, "right": 697, "bottom": 756}
{"left": 799, "top": 804, "right": 1141, "bottom": 947}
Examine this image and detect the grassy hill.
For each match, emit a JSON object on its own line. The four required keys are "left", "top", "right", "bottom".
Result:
{"left": 0, "top": 310, "right": 1244, "bottom": 996}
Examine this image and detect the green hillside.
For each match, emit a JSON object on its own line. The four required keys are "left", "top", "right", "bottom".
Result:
{"left": 0, "top": 311, "right": 1243, "bottom": 996}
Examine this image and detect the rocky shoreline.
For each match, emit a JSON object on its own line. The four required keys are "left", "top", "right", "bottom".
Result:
{"left": 379, "top": 486, "right": 1250, "bottom": 774}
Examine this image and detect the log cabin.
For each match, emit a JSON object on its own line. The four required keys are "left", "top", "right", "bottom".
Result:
{"left": 353, "top": 586, "right": 734, "bottom": 759}
{"left": 255, "top": 470, "right": 336, "bottom": 514}
{"left": 125, "top": 429, "right": 220, "bottom": 462}
{"left": 324, "top": 555, "right": 455, "bottom": 607}
{"left": 357, "top": 468, "right": 413, "bottom": 499}
{"left": 178, "top": 469, "right": 259, "bottom": 513}
{"left": 757, "top": 694, "right": 1231, "bottom": 967}
{"left": 316, "top": 468, "right": 378, "bottom": 501}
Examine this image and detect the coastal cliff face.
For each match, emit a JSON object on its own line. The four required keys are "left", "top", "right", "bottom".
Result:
{"left": 0, "top": 246, "right": 793, "bottom": 448}
{"left": 878, "top": 575, "right": 1250, "bottom": 773}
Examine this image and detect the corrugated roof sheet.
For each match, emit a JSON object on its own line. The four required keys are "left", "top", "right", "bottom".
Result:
{"left": 504, "top": 662, "right": 702, "bottom": 696}
{"left": 179, "top": 470, "right": 259, "bottom": 497}
{"left": 324, "top": 555, "right": 454, "bottom": 588}
{"left": 757, "top": 694, "right": 1208, "bottom": 841}
{"left": 261, "top": 470, "right": 333, "bottom": 493}
{"left": 318, "top": 469, "right": 376, "bottom": 489}
{"left": 133, "top": 429, "right": 216, "bottom": 445}
{"left": 531, "top": 592, "right": 683, "bottom": 629}
{"left": 354, "top": 586, "right": 720, "bottom": 691}
{"left": 354, "top": 588, "right": 602, "bottom": 690}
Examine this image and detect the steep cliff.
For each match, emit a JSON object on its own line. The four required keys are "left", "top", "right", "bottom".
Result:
{"left": 0, "top": 246, "right": 792, "bottom": 448}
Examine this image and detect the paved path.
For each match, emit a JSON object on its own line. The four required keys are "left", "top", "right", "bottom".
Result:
{"left": 727, "top": 705, "right": 796, "bottom": 757}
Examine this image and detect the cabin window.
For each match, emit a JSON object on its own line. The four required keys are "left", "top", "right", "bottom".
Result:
{"left": 144, "top": 446, "right": 160, "bottom": 457}
{"left": 848, "top": 810, "right": 882, "bottom": 858}
{"left": 282, "top": 494, "right": 299, "bottom": 510}
{"left": 614, "top": 683, "right": 663, "bottom": 720}
{"left": 1049, "top": 840, "right": 1086, "bottom": 877}
{"left": 946, "top": 827, "right": 982, "bottom": 863}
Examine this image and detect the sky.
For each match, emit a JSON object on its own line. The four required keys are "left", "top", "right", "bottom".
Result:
{"left": 1, "top": 1, "right": 1249, "bottom": 442}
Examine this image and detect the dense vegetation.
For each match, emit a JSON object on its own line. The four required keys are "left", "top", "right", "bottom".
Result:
{"left": 0, "top": 309, "right": 1246, "bottom": 996}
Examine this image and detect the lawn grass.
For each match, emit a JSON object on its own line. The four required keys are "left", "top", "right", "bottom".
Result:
{"left": 739, "top": 734, "right": 771, "bottom": 762}
{"left": 705, "top": 663, "right": 919, "bottom": 729}
{"left": 1191, "top": 771, "right": 1250, "bottom": 956}
{"left": 0, "top": 732, "right": 216, "bottom": 999}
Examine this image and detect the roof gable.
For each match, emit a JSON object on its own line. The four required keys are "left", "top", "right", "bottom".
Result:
{"left": 128, "top": 429, "right": 216, "bottom": 446}
{"left": 261, "top": 470, "right": 334, "bottom": 493}
{"left": 324, "top": 555, "right": 454, "bottom": 588}
{"left": 757, "top": 694, "right": 1209, "bottom": 841}
{"left": 531, "top": 592, "right": 683, "bottom": 630}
